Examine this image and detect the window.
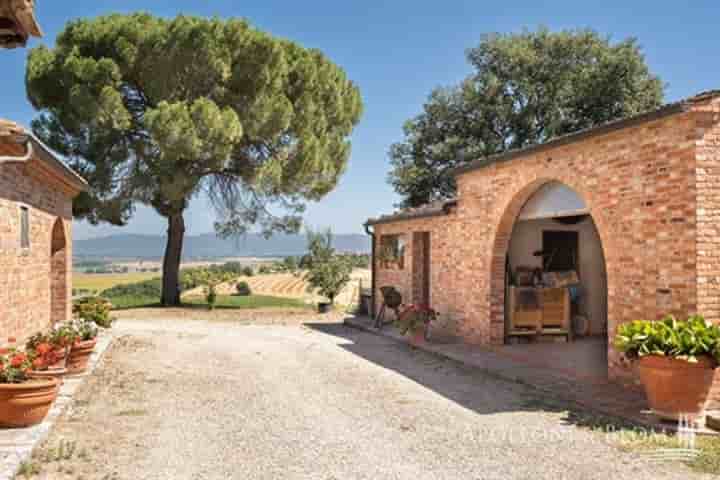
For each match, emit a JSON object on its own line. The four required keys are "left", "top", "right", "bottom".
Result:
{"left": 379, "top": 234, "right": 405, "bottom": 269}
{"left": 20, "top": 206, "right": 29, "bottom": 249}
{"left": 542, "top": 230, "right": 578, "bottom": 272}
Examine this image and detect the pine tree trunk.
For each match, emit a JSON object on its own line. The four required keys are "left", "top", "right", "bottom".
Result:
{"left": 161, "top": 213, "right": 185, "bottom": 306}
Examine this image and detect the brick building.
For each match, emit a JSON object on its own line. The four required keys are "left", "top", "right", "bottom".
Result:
{"left": 0, "top": 0, "right": 88, "bottom": 342}
{"left": 0, "top": 123, "right": 87, "bottom": 341}
{"left": 366, "top": 90, "right": 720, "bottom": 387}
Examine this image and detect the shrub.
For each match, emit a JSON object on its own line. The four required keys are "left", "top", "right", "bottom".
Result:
{"left": 242, "top": 266, "right": 254, "bottom": 277}
{"left": 205, "top": 285, "right": 217, "bottom": 310}
{"left": 73, "top": 297, "right": 114, "bottom": 328}
{"left": 103, "top": 278, "right": 162, "bottom": 299}
{"left": 236, "top": 281, "right": 252, "bottom": 296}
{"left": 614, "top": 315, "right": 720, "bottom": 363}
{"left": 303, "top": 228, "right": 353, "bottom": 304}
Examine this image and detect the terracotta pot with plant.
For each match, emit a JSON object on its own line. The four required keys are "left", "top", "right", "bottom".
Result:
{"left": 26, "top": 332, "right": 68, "bottom": 370}
{"left": 67, "top": 321, "right": 98, "bottom": 375}
{"left": 27, "top": 340, "right": 68, "bottom": 382}
{"left": 0, "top": 350, "right": 60, "bottom": 427}
{"left": 395, "top": 305, "right": 437, "bottom": 347}
{"left": 615, "top": 315, "right": 720, "bottom": 421}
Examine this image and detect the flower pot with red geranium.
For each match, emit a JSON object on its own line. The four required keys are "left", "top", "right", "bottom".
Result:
{"left": 0, "top": 350, "right": 60, "bottom": 427}
{"left": 27, "top": 342, "right": 68, "bottom": 381}
{"left": 26, "top": 331, "right": 68, "bottom": 369}
{"left": 395, "top": 305, "right": 437, "bottom": 347}
{"left": 67, "top": 321, "right": 98, "bottom": 375}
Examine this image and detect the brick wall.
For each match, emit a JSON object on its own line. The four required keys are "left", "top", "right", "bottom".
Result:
{"left": 373, "top": 96, "right": 720, "bottom": 386}
{"left": 0, "top": 156, "right": 73, "bottom": 345}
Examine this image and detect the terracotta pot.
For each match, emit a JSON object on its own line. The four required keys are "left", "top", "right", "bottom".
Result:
{"left": 66, "top": 338, "right": 97, "bottom": 374}
{"left": 408, "top": 326, "right": 427, "bottom": 347}
{"left": 28, "top": 367, "right": 67, "bottom": 384}
{"left": 637, "top": 355, "right": 717, "bottom": 420}
{"left": 0, "top": 378, "right": 59, "bottom": 427}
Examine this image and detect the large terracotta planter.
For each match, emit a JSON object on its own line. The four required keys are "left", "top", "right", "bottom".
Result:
{"left": 408, "top": 326, "right": 427, "bottom": 347}
{"left": 28, "top": 367, "right": 67, "bottom": 384}
{"left": 637, "top": 355, "right": 716, "bottom": 420}
{"left": 0, "top": 378, "right": 59, "bottom": 427}
{"left": 66, "top": 338, "right": 97, "bottom": 374}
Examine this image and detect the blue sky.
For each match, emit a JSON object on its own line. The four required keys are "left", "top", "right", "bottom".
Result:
{"left": 3, "top": 1, "right": 719, "bottom": 239}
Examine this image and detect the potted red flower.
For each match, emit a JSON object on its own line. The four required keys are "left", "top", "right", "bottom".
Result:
{"left": 66, "top": 321, "right": 99, "bottom": 375}
{"left": 395, "top": 305, "right": 437, "bottom": 347}
{"left": 0, "top": 349, "right": 60, "bottom": 427}
{"left": 27, "top": 342, "right": 68, "bottom": 381}
{"left": 26, "top": 331, "right": 68, "bottom": 369}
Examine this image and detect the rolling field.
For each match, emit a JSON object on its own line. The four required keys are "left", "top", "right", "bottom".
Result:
{"left": 182, "top": 269, "right": 371, "bottom": 306}
{"left": 73, "top": 272, "right": 159, "bottom": 293}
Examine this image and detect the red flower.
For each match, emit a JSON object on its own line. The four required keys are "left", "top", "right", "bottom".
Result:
{"left": 32, "top": 358, "right": 45, "bottom": 370}
{"left": 10, "top": 353, "right": 26, "bottom": 367}
{"left": 36, "top": 343, "right": 52, "bottom": 355}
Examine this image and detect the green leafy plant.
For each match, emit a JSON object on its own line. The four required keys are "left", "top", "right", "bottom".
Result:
{"left": 50, "top": 324, "right": 78, "bottom": 349}
{"left": 303, "top": 229, "right": 353, "bottom": 305}
{"left": 614, "top": 315, "right": 720, "bottom": 363}
{"left": 73, "top": 296, "right": 114, "bottom": 328}
{"left": 236, "top": 281, "right": 252, "bottom": 296}
{"left": 205, "top": 284, "right": 218, "bottom": 310}
{"left": 75, "top": 320, "right": 99, "bottom": 342}
{"left": 395, "top": 305, "right": 437, "bottom": 335}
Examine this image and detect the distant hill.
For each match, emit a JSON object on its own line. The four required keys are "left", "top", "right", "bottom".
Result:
{"left": 74, "top": 233, "right": 371, "bottom": 260}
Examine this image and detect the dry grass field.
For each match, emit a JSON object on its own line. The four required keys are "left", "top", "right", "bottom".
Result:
{"left": 73, "top": 272, "right": 159, "bottom": 293}
{"left": 182, "top": 269, "right": 371, "bottom": 307}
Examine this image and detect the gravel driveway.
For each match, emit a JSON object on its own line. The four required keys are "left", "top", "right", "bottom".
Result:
{"left": 23, "top": 317, "right": 714, "bottom": 480}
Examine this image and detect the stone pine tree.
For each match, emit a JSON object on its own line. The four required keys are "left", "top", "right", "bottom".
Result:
{"left": 389, "top": 27, "right": 664, "bottom": 208}
{"left": 26, "top": 14, "right": 363, "bottom": 305}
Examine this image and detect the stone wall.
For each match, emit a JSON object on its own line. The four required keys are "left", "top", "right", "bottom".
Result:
{"left": 0, "top": 152, "right": 73, "bottom": 344}
{"left": 372, "top": 95, "right": 720, "bottom": 386}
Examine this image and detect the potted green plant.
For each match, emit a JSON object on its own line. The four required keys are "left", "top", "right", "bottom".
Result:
{"left": 303, "top": 228, "right": 353, "bottom": 313}
{"left": 395, "top": 305, "right": 437, "bottom": 347}
{"left": 614, "top": 315, "right": 720, "bottom": 420}
{"left": 67, "top": 321, "right": 98, "bottom": 375}
{"left": 73, "top": 296, "right": 114, "bottom": 328}
{"left": 0, "top": 349, "right": 60, "bottom": 427}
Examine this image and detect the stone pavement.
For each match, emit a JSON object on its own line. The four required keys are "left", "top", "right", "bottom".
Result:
{"left": 0, "top": 332, "right": 115, "bottom": 480}
{"left": 345, "top": 315, "right": 719, "bottom": 435}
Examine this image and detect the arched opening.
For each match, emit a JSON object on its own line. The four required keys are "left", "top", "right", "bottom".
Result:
{"left": 50, "top": 218, "right": 68, "bottom": 325}
{"left": 491, "top": 180, "right": 609, "bottom": 379}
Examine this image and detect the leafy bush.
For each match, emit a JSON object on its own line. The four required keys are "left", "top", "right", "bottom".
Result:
{"left": 73, "top": 297, "right": 114, "bottom": 328}
{"left": 614, "top": 315, "right": 720, "bottom": 363}
{"left": 236, "top": 281, "right": 252, "bottom": 296}
{"left": 205, "top": 284, "right": 218, "bottom": 310}
{"left": 103, "top": 278, "right": 162, "bottom": 299}
{"left": 303, "top": 229, "right": 353, "bottom": 304}
{"left": 242, "top": 266, "right": 254, "bottom": 277}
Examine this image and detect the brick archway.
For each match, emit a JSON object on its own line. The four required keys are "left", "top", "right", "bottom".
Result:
{"left": 50, "top": 218, "right": 68, "bottom": 324}
{"left": 487, "top": 177, "right": 614, "bottom": 355}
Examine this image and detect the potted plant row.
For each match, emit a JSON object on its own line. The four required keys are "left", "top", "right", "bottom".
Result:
{"left": 0, "top": 320, "right": 100, "bottom": 428}
{"left": 615, "top": 315, "right": 720, "bottom": 421}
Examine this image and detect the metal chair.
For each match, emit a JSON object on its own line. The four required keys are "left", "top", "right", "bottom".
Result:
{"left": 375, "top": 286, "right": 402, "bottom": 329}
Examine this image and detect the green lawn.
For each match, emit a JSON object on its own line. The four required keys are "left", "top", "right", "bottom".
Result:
{"left": 107, "top": 294, "right": 309, "bottom": 311}
{"left": 185, "top": 294, "right": 310, "bottom": 310}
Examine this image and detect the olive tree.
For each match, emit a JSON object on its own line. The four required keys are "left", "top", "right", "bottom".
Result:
{"left": 26, "top": 14, "right": 363, "bottom": 305}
